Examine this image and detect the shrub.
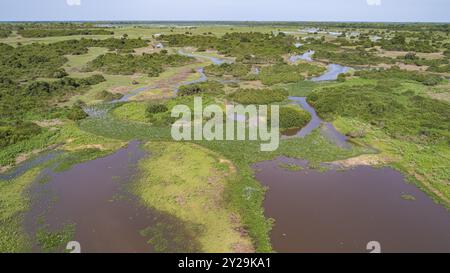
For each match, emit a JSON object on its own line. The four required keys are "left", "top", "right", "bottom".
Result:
{"left": 95, "top": 90, "right": 123, "bottom": 102}
{"left": 178, "top": 81, "right": 223, "bottom": 96}
{"left": 228, "top": 88, "right": 288, "bottom": 104}
{"left": 279, "top": 106, "right": 311, "bottom": 130}
{"left": 67, "top": 105, "right": 88, "bottom": 121}
{"left": 146, "top": 103, "right": 168, "bottom": 114}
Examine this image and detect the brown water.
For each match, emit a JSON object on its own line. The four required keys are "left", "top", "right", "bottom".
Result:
{"left": 25, "top": 141, "right": 200, "bottom": 253}
{"left": 253, "top": 157, "right": 450, "bottom": 253}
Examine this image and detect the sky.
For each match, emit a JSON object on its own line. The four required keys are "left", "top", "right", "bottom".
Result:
{"left": 0, "top": 0, "right": 449, "bottom": 22}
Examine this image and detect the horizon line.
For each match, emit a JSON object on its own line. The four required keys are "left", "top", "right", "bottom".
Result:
{"left": 0, "top": 20, "right": 449, "bottom": 24}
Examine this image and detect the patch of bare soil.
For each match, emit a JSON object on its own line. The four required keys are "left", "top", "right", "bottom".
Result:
{"left": 428, "top": 92, "right": 450, "bottom": 102}
{"left": 33, "top": 119, "right": 63, "bottom": 128}
{"left": 374, "top": 63, "right": 428, "bottom": 72}
{"left": 133, "top": 45, "right": 162, "bottom": 55}
{"left": 0, "top": 144, "right": 60, "bottom": 174}
{"left": 331, "top": 154, "right": 392, "bottom": 168}
{"left": 229, "top": 213, "right": 255, "bottom": 253}
{"left": 110, "top": 86, "right": 132, "bottom": 94}
{"left": 414, "top": 173, "right": 450, "bottom": 207}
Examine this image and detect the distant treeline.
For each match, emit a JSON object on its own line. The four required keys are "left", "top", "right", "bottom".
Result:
{"left": 17, "top": 28, "right": 114, "bottom": 38}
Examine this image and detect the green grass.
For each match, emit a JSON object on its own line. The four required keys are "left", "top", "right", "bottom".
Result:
{"left": 111, "top": 102, "right": 149, "bottom": 123}
{"left": 0, "top": 168, "right": 41, "bottom": 252}
{"left": 278, "top": 163, "right": 303, "bottom": 171}
{"left": 35, "top": 223, "right": 75, "bottom": 253}
{"left": 333, "top": 116, "right": 450, "bottom": 208}
{"left": 79, "top": 108, "right": 370, "bottom": 252}
{"left": 63, "top": 47, "right": 109, "bottom": 73}
{"left": 134, "top": 141, "right": 255, "bottom": 253}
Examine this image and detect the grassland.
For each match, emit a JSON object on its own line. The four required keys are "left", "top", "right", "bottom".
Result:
{"left": 1, "top": 22, "right": 449, "bottom": 253}
{"left": 0, "top": 168, "right": 40, "bottom": 252}
{"left": 134, "top": 142, "right": 255, "bottom": 252}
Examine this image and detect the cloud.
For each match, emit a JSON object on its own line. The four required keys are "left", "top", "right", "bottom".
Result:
{"left": 66, "top": 0, "right": 81, "bottom": 6}
{"left": 366, "top": 0, "right": 382, "bottom": 6}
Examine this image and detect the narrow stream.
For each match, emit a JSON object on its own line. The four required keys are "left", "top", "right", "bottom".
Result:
{"left": 283, "top": 97, "right": 350, "bottom": 148}
{"left": 289, "top": 50, "right": 351, "bottom": 82}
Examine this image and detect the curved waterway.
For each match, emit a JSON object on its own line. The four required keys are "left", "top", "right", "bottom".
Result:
{"left": 253, "top": 157, "right": 450, "bottom": 253}
{"left": 289, "top": 50, "right": 351, "bottom": 82}
{"left": 108, "top": 50, "right": 233, "bottom": 101}
{"left": 0, "top": 151, "right": 63, "bottom": 181}
{"left": 178, "top": 50, "right": 234, "bottom": 65}
{"left": 25, "top": 141, "right": 200, "bottom": 252}
{"left": 283, "top": 97, "right": 350, "bottom": 148}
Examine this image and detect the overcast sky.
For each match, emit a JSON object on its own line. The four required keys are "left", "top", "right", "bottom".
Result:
{"left": 0, "top": 0, "right": 449, "bottom": 22}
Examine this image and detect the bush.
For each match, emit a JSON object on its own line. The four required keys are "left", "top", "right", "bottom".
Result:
{"left": 307, "top": 84, "right": 450, "bottom": 144}
{"left": 204, "top": 63, "right": 250, "bottom": 78}
{"left": 95, "top": 90, "right": 123, "bottom": 102}
{"left": 146, "top": 103, "right": 168, "bottom": 114}
{"left": 259, "top": 63, "right": 325, "bottom": 85}
{"left": 178, "top": 81, "right": 224, "bottom": 96}
{"left": 228, "top": 88, "right": 288, "bottom": 104}
{"left": 67, "top": 105, "right": 88, "bottom": 121}
{"left": 86, "top": 52, "right": 191, "bottom": 77}
{"left": 0, "top": 121, "right": 42, "bottom": 148}
{"left": 279, "top": 106, "right": 311, "bottom": 130}
{"left": 355, "top": 67, "right": 443, "bottom": 86}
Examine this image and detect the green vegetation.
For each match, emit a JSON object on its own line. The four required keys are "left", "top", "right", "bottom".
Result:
{"left": 178, "top": 81, "right": 224, "bottom": 96}
{"left": 401, "top": 194, "right": 417, "bottom": 201}
{"left": 134, "top": 142, "right": 255, "bottom": 253}
{"left": 355, "top": 67, "right": 444, "bottom": 86}
{"left": 308, "top": 81, "right": 450, "bottom": 145}
{"left": 95, "top": 90, "right": 124, "bottom": 102}
{"left": 280, "top": 106, "right": 311, "bottom": 131}
{"left": 278, "top": 162, "right": 303, "bottom": 171}
{"left": 18, "top": 29, "right": 114, "bottom": 38}
{"left": 1, "top": 22, "right": 450, "bottom": 253}
{"left": 85, "top": 51, "right": 192, "bottom": 76}
{"left": 162, "top": 32, "right": 299, "bottom": 64}
{"left": 259, "top": 63, "right": 325, "bottom": 85}
{"left": 0, "top": 169, "right": 40, "bottom": 252}
{"left": 0, "top": 122, "right": 42, "bottom": 149}
{"left": 228, "top": 88, "right": 288, "bottom": 104}
{"left": 0, "top": 29, "right": 11, "bottom": 38}
{"left": 35, "top": 224, "right": 75, "bottom": 252}
{"left": 204, "top": 63, "right": 251, "bottom": 78}
{"left": 67, "top": 105, "right": 88, "bottom": 121}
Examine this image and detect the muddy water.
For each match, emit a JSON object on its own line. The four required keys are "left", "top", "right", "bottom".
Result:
{"left": 253, "top": 157, "right": 450, "bottom": 253}
{"left": 25, "top": 141, "right": 198, "bottom": 253}
{"left": 0, "top": 151, "right": 62, "bottom": 181}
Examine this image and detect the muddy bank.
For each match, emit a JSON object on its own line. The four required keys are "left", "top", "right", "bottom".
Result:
{"left": 253, "top": 157, "right": 450, "bottom": 253}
